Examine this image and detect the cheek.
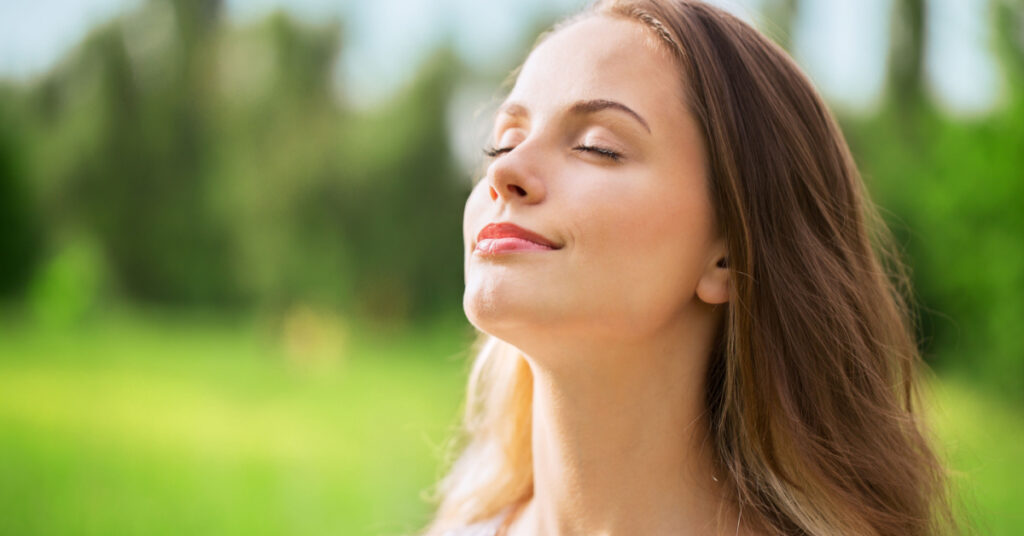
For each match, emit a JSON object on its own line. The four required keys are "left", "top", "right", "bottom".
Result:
{"left": 578, "top": 181, "right": 714, "bottom": 309}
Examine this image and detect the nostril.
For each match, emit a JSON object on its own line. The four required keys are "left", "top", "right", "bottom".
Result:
{"left": 509, "top": 185, "right": 527, "bottom": 196}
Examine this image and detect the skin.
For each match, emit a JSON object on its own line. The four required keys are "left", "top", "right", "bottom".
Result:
{"left": 462, "top": 15, "right": 747, "bottom": 536}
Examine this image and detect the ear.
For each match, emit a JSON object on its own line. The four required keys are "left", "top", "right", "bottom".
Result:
{"left": 695, "top": 239, "right": 729, "bottom": 305}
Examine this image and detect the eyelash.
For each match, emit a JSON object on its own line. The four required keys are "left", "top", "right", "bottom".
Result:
{"left": 482, "top": 145, "right": 623, "bottom": 162}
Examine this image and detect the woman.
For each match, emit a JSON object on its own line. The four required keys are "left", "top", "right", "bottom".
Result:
{"left": 426, "top": 0, "right": 954, "bottom": 534}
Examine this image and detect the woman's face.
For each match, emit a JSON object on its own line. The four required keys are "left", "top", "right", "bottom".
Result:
{"left": 463, "top": 15, "right": 727, "bottom": 344}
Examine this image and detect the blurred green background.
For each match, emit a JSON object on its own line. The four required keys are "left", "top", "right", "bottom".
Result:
{"left": 0, "top": 0, "right": 1021, "bottom": 534}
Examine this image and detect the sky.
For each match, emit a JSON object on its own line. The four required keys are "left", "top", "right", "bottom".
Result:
{"left": 0, "top": 0, "right": 1002, "bottom": 115}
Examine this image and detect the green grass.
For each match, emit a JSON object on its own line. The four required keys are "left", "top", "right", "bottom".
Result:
{"left": 0, "top": 313, "right": 476, "bottom": 536}
{"left": 0, "top": 314, "right": 1020, "bottom": 535}
{"left": 928, "top": 374, "right": 1024, "bottom": 534}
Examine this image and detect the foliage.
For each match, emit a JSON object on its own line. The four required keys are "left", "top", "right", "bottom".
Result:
{"left": 0, "top": 0, "right": 1020, "bottom": 393}
{"left": 2, "top": 0, "right": 470, "bottom": 317}
{"left": 841, "top": 0, "right": 1024, "bottom": 397}
{"left": 0, "top": 94, "right": 42, "bottom": 300}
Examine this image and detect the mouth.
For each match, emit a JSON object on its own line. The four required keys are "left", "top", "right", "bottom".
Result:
{"left": 475, "top": 222, "right": 561, "bottom": 255}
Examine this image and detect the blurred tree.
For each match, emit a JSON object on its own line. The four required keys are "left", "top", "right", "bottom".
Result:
{"left": 889, "top": 0, "right": 927, "bottom": 117}
{"left": 25, "top": 0, "right": 239, "bottom": 306}
{"left": 208, "top": 11, "right": 352, "bottom": 311}
{"left": 0, "top": 95, "right": 43, "bottom": 300}
{"left": 337, "top": 46, "right": 468, "bottom": 319}
{"left": 994, "top": 0, "right": 1024, "bottom": 87}
{"left": 209, "top": 15, "right": 467, "bottom": 319}
{"left": 12, "top": 0, "right": 469, "bottom": 319}
{"left": 761, "top": 0, "right": 800, "bottom": 52}
{"left": 844, "top": 0, "right": 1024, "bottom": 398}
{"left": 2, "top": 0, "right": 1020, "bottom": 380}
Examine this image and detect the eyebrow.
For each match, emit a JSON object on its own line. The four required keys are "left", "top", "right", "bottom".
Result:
{"left": 498, "top": 98, "right": 651, "bottom": 134}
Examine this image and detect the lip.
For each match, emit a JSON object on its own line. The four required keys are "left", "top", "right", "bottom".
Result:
{"left": 475, "top": 222, "right": 561, "bottom": 255}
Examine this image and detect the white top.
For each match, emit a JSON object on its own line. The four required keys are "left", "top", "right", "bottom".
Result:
{"left": 440, "top": 509, "right": 510, "bottom": 536}
{"left": 441, "top": 517, "right": 502, "bottom": 536}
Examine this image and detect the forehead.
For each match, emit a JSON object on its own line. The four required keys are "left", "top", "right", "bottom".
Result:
{"left": 506, "top": 15, "right": 685, "bottom": 131}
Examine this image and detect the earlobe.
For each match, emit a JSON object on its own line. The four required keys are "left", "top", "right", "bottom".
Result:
{"left": 696, "top": 256, "right": 730, "bottom": 305}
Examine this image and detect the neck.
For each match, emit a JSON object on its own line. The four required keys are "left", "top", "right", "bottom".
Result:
{"left": 511, "top": 311, "right": 735, "bottom": 536}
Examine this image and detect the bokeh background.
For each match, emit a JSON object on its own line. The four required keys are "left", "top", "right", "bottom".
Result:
{"left": 0, "top": 0, "right": 1021, "bottom": 534}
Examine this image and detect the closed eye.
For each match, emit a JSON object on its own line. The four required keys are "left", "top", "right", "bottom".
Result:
{"left": 573, "top": 145, "right": 622, "bottom": 161}
{"left": 483, "top": 146, "right": 513, "bottom": 158}
{"left": 483, "top": 144, "right": 623, "bottom": 162}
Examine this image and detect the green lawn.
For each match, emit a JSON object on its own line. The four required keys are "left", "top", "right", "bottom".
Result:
{"left": 0, "top": 315, "right": 1020, "bottom": 535}
{"left": 928, "top": 374, "right": 1024, "bottom": 534}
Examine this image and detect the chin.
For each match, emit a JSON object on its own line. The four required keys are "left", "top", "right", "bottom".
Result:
{"left": 462, "top": 279, "right": 561, "bottom": 341}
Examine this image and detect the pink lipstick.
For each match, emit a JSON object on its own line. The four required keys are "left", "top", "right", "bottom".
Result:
{"left": 475, "top": 222, "right": 560, "bottom": 255}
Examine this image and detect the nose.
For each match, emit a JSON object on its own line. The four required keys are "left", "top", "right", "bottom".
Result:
{"left": 486, "top": 146, "right": 547, "bottom": 205}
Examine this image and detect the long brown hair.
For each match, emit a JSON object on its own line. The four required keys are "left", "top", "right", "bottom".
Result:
{"left": 426, "top": 1, "right": 954, "bottom": 534}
